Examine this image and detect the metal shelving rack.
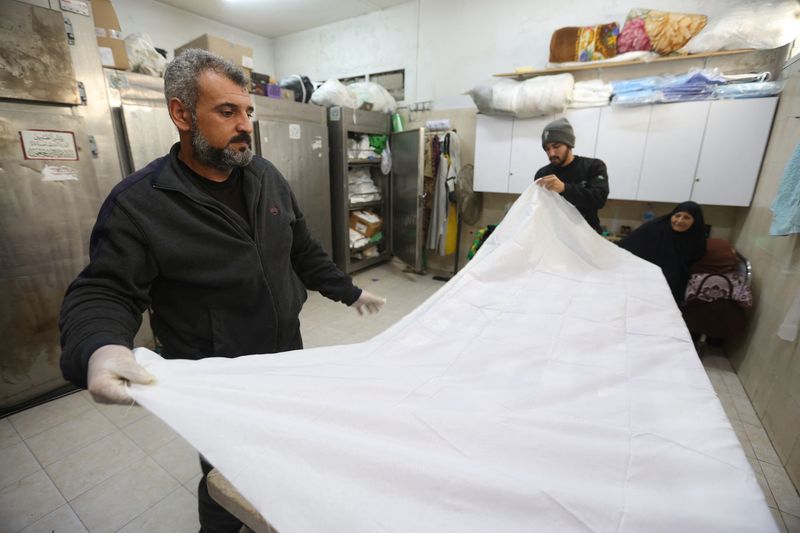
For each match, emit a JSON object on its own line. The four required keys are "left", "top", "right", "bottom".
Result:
{"left": 328, "top": 106, "right": 392, "bottom": 274}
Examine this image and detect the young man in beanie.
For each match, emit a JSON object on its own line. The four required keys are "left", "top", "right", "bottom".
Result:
{"left": 534, "top": 117, "right": 609, "bottom": 233}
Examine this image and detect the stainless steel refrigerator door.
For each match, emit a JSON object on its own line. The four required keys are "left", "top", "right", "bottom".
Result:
{"left": 105, "top": 69, "right": 178, "bottom": 174}
{"left": 0, "top": 1, "right": 80, "bottom": 105}
{"left": 1, "top": 1, "right": 127, "bottom": 412}
{"left": 0, "top": 109, "right": 101, "bottom": 408}
{"left": 120, "top": 103, "right": 179, "bottom": 171}
{"left": 390, "top": 128, "right": 425, "bottom": 272}
{"left": 256, "top": 118, "right": 333, "bottom": 255}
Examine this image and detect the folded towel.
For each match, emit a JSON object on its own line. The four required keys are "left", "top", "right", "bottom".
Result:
{"left": 770, "top": 142, "right": 800, "bottom": 236}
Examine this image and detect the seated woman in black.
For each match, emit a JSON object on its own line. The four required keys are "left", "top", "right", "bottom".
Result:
{"left": 618, "top": 202, "right": 707, "bottom": 304}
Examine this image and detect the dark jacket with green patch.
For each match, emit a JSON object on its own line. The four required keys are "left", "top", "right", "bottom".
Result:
{"left": 60, "top": 144, "right": 360, "bottom": 388}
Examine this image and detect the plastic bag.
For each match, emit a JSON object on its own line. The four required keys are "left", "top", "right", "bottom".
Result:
{"left": 279, "top": 75, "right": 315, "bottom": 103}
{"left": 468, "top": 74, "right": 573, "bottom": 118}
{"left": 515, "top": 74, "right": 574, "bottom": 117}
{"left": 713, "top": 80, "right": 785, "bottom": 99}
{"left": 381, "top": 144, "right": 391, "bottom": 175}
{"left": 310, "top": 78, "right": 357, "bottom": 108}
{"left": 467, "top": 79, "right": 517, "bottom": 116}
{"left": 124, "top": 33, "right": 167, "bottom": 77}
{"left": 347, "top": 82, "right": 397, "bottom": 114}
{"left": 680, "top": 1, "right": 800, "bottom": 53}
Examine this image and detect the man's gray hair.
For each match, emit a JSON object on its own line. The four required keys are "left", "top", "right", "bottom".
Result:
{"left": 164, "top": 49, "right": 249, "bottom": 111}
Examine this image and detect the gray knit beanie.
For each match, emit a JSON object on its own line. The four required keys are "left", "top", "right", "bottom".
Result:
{"left": 541, "top": 117, "right": 575, "bottom": 148}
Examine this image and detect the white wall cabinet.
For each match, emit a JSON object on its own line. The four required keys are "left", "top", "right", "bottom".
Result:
{"left": 508, "top": 114, "right": 552, "bottom": 193}
{"left": 474, "top": 115, "right": 514, "bottom": 193}
{"left": 559, "top": 108, "right": 601, "bottom": 158}
{"left": 474, "top": 97, "right": 779, "bottom": 207}
{"left": 692, "top": 97, "right": 778, "bottom": 206}
{"left": 636, "top": 100, "right": 710, "bottom": 203}
{"left": 476, "top": 108, "right": 603, "bottom": 195}
{"left": 596, "top": 105, "right": 651, "bottom": 201}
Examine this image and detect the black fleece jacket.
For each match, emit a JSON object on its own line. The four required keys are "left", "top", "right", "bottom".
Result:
{"left": 60, "top": 144, "right": 361, "bottom": 388}
{"left": 534, "top": 155, "right": 609, "bottom": 233}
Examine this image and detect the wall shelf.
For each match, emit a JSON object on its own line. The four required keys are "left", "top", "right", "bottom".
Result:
{"left": 494, "top": 49, "right": 758, "bottom": 80}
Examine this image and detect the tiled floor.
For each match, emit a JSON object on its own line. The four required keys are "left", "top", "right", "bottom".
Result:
{"left": 2, "top": 260, "right": 799, "bottom": 532}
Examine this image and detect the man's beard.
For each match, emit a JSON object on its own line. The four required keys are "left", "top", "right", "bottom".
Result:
{"left": 190, "top": 120, "right": 253, "bottom": 171}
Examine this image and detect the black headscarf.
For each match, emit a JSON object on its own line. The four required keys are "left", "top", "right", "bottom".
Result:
{"left": 618, "top": 201, "right": 707, "bottom": 303}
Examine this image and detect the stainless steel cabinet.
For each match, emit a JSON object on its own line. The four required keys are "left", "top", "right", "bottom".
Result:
{"left": 327, "top": 106, "right": 425, "bottom": 274}
{"left": 253, "top": 96, "right": 333, "bottom": 254}
{"left": 105, "top": 69, "right": 179, "bottom": 175}
{"left": 391, "top": 129, "right": 425, "bottom": 273}
{"left": 1, "top": 1, "right": 124, "bottom": 412}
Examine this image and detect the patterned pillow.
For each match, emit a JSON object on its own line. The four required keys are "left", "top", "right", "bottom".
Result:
{"left": 619, "top": 8, "right": 707, "bottom": 55}
{"left": 549, "top": 23, "right": 620, "bottom": 63}
{"left": 685, "top": 272, "right": 753, "bottom": 308}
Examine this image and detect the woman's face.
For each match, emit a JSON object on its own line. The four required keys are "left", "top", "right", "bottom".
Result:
{"left": 670, "top": 211, "right": 695, "bottom": 233}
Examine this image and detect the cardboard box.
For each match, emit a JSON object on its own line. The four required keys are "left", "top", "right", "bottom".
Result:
{"left": 175, "top": 34, "right": 254, "bottom": 76}
{"left": 97, "top": 36, "right": 130, "bottom": 70}
{"left": 91, "top": 0, "right": 129, "bottom": 70}
{"left": 349, "top": 210, "right": 382, "bottom": 238}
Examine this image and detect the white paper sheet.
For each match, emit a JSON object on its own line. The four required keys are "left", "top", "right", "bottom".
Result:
{"left": 130, "top": 185, "right": 778, "bottom": 533}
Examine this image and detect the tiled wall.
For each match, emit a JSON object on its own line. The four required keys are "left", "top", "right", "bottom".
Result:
{"left": 728, "top": 57, "right": 800, "bottom": 492}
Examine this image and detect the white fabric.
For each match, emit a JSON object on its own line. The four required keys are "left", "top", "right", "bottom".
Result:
{"left": 468, "top": 74, "right": 574, "bottom": 118}
{"left": 311, "top": 78, "right": 357, "bottom": 109}
{"left": 428, "top": 151, "right": 450, "bottom": 253}
{"left": 348, "top": 228, "right": 369, "bottom": 250}
{"left": 569, "top": 79, "right": 613, "bottom": 109}
{"left": 130, "top": 185, "right": 778, "bottom": 533}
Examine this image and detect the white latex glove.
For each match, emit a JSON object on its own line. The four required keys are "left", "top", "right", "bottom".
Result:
{"left": 87, "top": 345, "right": 156, "bottom": 404}
{"left": 350, "top": 290, "right": 386, "bottom": 316}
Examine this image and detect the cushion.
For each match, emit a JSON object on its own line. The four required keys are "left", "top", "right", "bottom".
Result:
{"left": 619, "top": 8, "right": 707, "bottom": 55}
{"left": 549, "top": 22, "right": 619, "bottom": 63}
{"left": 691, "top": 237, "right": 740, "bottom": 274}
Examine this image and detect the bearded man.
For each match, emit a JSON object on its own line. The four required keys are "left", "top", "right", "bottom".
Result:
{"left": 534, "top": 117, "right": 610, "bottom": 233}
{"left": 59, "top": 49, "right": 384, "bottom": 532}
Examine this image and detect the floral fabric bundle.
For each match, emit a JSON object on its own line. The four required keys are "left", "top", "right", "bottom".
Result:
{"left": 618, "top": 9, "right": 707, "bottom": 55}
{"left": 549, "top": 22, "right": 619, "bottom": 63}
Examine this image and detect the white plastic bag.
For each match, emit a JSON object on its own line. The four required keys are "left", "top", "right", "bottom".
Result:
{"left": 515, "top": 74, "right": 574, "bottom": 117}
{"left": 124, "top": 33, "right": 167, "bottom": 76}
{"left": 468, "top": 74, "right": 574, "bottom": 118}
{"left": 347, "top": 81, "right": 397, "bottom": 114}
{"left": 310, "top": 78, "right": 357, "bottom": 109}
{"left": 468, "top": 79, "right": 518, "bottom": 116}
{"left": 680, "top": 1, "right": 800, "bottom": 53}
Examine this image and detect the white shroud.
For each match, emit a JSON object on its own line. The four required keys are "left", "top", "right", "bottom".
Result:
{"left": 130, "top": 185, "right": 778, "bottom": 533}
